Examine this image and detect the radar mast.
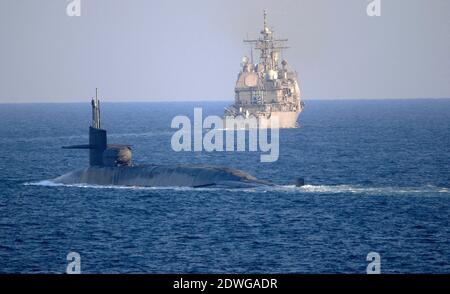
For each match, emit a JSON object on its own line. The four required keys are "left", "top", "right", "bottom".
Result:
{"left": 244, "top": 10, "right": 289, "bottom": 73}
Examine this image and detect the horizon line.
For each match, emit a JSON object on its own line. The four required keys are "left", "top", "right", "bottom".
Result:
{"left": 0, "top": 97, "right": 450, "bottom": 105}
{"left": 1, "top": 97, "right": 450, "bottom": 104}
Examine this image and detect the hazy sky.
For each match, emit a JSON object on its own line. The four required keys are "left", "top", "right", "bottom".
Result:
{"left": 0, "top": 0, "right": 449, "bottom": 102}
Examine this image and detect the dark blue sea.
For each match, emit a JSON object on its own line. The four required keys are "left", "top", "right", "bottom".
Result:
{"left": 0, "top": 99, "right": 449, "bottom": 273}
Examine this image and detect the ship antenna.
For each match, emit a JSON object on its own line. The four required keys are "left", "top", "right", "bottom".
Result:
{"left": 246, "top": 32, "right": 254, "bottom": 65}
{"left": 250, "top": 42, "right": 254, "bottom": 65}
{"left": 96, "top": 88, "right": 101, "bottom": 129}
{"left": 264, "top": 9, "right": 267, "bottom": 29}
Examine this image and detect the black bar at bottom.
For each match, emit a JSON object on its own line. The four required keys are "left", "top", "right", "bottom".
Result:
{"left": 0, "top": 274, "right": 449, "bottom": 291}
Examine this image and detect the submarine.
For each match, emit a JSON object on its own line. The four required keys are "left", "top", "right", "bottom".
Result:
{"left": 53, "top": 89, "right": 297, "bottom": 189}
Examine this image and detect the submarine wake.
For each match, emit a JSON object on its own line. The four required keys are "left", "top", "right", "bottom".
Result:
{"left": 24, "top": 180, "right": 450, "bottom": 196}
{"left": 24, "top": 179, "right": 271, "bottom": 193}
{"left": 279, "top": 184, "right": 450, "bottom": 196}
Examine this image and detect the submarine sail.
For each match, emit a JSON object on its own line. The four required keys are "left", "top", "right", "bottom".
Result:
{"left": 62, "top": 89, "right": 131, "bottom": 167}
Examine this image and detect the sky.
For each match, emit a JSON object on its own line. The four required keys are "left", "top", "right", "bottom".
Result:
{"left": 0, "top": 0, "right": 449, "bottom": 102}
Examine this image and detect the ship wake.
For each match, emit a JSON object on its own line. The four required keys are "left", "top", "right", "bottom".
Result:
{"left": 24, "top": 181, "right": 449, "bottom": 196}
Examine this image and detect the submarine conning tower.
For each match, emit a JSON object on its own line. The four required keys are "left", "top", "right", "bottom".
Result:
{"left": 63, "top": 89, "right": 132, "bottom": 167}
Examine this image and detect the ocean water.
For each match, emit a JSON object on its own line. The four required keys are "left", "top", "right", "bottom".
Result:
{"left": 0, "top": 99, "right": 449, "bottom": 273}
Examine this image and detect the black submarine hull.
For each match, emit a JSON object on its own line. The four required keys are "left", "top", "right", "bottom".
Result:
{"left": 53, "top": 164, "right": 274, "bottom": 188}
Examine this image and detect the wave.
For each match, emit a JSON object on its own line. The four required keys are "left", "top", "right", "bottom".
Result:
{"left": 23, "top": 180, "right": 262, "bottom": 193}
{"left": 281, "top": 184, "right": 450, "bottom": 195}
{"left": 23, "top": 181, "right": 449, "bottom": 196}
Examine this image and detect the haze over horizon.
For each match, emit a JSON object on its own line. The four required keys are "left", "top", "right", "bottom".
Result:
{"left": 1, "top": 0, "right": 449, "bottom": 103}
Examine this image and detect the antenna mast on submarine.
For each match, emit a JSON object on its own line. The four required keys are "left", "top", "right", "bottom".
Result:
{"left": 91, "top": 88, "right": 101, "bottom": 129}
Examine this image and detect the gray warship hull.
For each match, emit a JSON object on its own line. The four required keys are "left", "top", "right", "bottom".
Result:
{"left": 54, "top": 165, "right": 274, "bottom": 189}
{"left": 224, "top": 110, "right": 301, "bottom": 129}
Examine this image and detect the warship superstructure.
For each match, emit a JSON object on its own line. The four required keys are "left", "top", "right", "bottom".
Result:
{"left": 224, "top": 10, "right": 304, "bottom": 128}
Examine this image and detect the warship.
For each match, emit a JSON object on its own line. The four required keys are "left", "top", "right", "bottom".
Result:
{"left": 224, "top": 10, "right": 304, "bottom": 128}
{"left": 53, "top": 89, "right": 305, "bottom": 188}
